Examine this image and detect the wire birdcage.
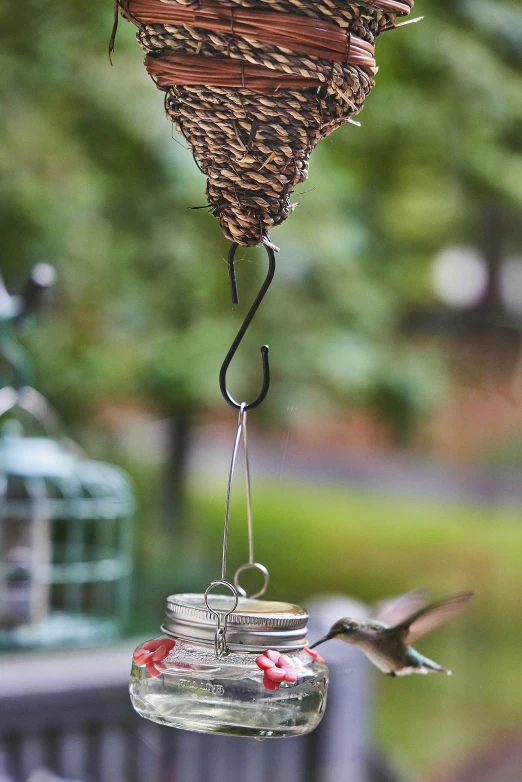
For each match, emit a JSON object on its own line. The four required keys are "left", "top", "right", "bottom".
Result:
{"left": 0, "top": 267, "right": 134, "bottom": 648}
{"left": 0, "top": 387, "right": 134, "bottom": 649}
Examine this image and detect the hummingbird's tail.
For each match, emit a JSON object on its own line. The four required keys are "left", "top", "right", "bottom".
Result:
{"left": 421, "top": 662, "right": 452, "bottom": 675}
{"left": 423, "top": 663, "right": 452, "bottom": 675}
{"left": 413, "top": 651, "right": 452, "bottom": 675}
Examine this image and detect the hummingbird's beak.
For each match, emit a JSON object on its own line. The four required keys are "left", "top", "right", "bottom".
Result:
{"left": 310, "top": 633, "right": 333, "bottom": 649}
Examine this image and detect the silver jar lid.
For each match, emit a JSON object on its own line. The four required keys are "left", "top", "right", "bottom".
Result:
{"left": 162, "top": 593, "right": 308, "bottom": 651}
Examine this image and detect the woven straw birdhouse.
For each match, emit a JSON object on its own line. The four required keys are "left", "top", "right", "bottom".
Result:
{"left": 112, "top": 0, "right": 415, "bottom": 247}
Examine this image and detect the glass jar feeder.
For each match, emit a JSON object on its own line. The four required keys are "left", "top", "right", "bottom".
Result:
{"left": 130, "top": 593, "right": 328, "bottom": 738}
{"left": 130, "top": 406, "right": 329, "bottom": 738}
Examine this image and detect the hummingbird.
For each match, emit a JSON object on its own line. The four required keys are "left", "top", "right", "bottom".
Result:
{"left": 310, "top": 590, "right": 474, "bottom": 677}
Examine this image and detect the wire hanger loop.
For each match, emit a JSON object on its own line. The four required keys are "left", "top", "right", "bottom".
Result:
{"left": 205, "top": 403, "right": 269, "bottom": 656}
{"left": 204, "top": 580, "right": 239, "bottom": 658}
{"left": 232, "top": 404, "right": 269, "bottom": 599}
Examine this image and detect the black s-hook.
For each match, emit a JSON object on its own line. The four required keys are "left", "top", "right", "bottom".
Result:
{"left": 219, "top": 243, "right": 276, "bottom": 411}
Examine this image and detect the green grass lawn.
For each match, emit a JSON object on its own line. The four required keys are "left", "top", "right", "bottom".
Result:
{"left": 132, "top": 469, "right": 522, "bottom": 775}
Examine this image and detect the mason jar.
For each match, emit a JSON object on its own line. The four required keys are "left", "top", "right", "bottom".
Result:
{"left": 129, "top": 593, "right": 329, "bottom": 738}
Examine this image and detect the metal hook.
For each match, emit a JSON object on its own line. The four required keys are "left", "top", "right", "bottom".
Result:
{"left": 219, "top": 242, "right": 276, "bottom": 411}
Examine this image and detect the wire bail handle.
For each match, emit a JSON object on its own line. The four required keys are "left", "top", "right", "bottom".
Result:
{"left": 205, "top": 403, "right": 269, "bottom": 656}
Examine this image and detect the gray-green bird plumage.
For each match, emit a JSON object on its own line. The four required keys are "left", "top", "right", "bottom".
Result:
{"left": 310, "top": 590, "right": 474, "bottom": 676}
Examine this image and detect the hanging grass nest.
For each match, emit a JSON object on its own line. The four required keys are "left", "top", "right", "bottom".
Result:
{"left": 112, "top": 0, "right": 416, "bottom": 248}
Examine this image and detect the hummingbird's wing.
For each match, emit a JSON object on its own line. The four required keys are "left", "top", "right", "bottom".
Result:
{"left": 393, "top": 592, "right": 474, "bottom": 645}
{"left": 376, "top": 589, "right": 429, "bottom": 627}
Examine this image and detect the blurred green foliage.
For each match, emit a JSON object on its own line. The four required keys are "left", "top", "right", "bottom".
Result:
{"left": 1, "top": 0, "right": 521, "bottom": 437}
{"left": 3, "top": 0, "right": 513, "bottom": 433}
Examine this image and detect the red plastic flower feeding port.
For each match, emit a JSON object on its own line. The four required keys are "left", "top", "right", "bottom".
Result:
{"left": 304, "top": 647, "right": 326, "bottom": 665}
{"left": 255, "top": 649, "right": 298, "bottom": 691}
{"left": 133, "top": 638, "right": 176, "bottom": 677}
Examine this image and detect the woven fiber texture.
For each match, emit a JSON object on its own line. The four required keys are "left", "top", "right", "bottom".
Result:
{"left": 115, "top": 0, "right": 415, "bottom": 247}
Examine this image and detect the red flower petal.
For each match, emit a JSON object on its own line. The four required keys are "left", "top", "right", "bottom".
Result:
{"left": 263, "top": 673, "right": 279, "bottom": 691}
{"left": 256, "top": 654, "right": 275, "bottom": 670}
{"left": 277, "top": 655, "right": 294, "bottom": 669}
{"left": 163, "top": 639, "right": 176, "bottom": 652}
{"left": 146, "top": 662, "right": 162, "bottom": 677}
{"left": 265, "top": 649, "right": 281, "bottom": 664}
{"left": 151, "top": 645, "right": 167, "bottom": 662}
{"left": 133, "top": 649, "right": 153, "bottom": 666}
{"left": 283, "top": 667, "right": 298, "bottom": 683}
{"left": 265, "top": 667, "right": 287, "bottom": 684}
{"left": 143, "top": 639, "right": 165, "bottom": 652}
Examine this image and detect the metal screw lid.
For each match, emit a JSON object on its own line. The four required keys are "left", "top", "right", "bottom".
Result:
{"left": 162, "top": 593, "right": 309, "bottom": 651}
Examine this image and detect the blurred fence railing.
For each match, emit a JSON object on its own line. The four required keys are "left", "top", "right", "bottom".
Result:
{"left": 0, "top": 597, "right": 404, "bottom": 782}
